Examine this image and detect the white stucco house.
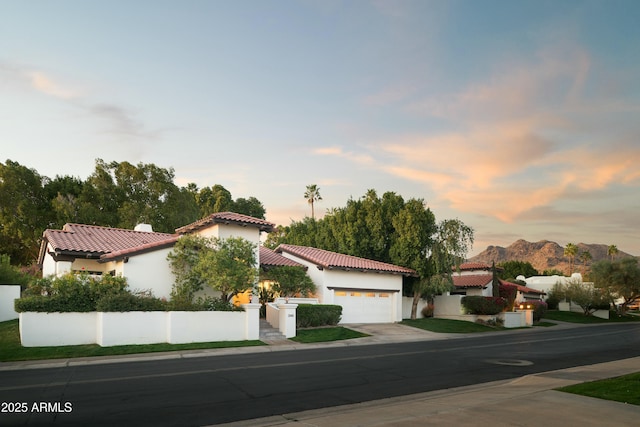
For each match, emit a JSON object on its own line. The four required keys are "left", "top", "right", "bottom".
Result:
{"left": 38, "top": 212, "right": 275, "bottom": 300}
{"left": 37, "top": 213, "right": 416, "bottom": 324}
{"left": 275, "top": 244, "right": 417, "bottom": 323}
{"left": 450, "top": 263, "right": 545, "bottom": 302}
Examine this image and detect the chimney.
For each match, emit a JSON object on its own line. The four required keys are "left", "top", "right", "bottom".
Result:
{"left": 134, "top": 224, "right": 153, "bottom": 232}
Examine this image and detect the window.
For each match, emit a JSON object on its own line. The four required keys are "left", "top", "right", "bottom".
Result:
{"left": 366, "top": 293, "right": 375, "bottom": 298}
{"left": 378, "top": 293, "right": 389, "bottom": 298}
{"left": 335, "top": 291, "right": 347, "bottom": 297}
{"left": 350, "top": 292, "right": 361, "bottom": 297}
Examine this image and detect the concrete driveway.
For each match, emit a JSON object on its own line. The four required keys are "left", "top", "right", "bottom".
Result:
{"left": 341, "top": 322, "right": 446, "bottom": 343}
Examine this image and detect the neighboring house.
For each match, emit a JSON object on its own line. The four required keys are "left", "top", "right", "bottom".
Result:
{"left": 275, "top": 244, "right": 417, "bottom": 323}
{"left": 451, "top": 263, "right": 544, "bottom": 302}
{"left": 450, "top": 263, "right": 497, "bottom": 297}
{"left": 518, "top": 273, "right": 584, "bottom": 295}
{"left": 38, "top": 212, "right": 275, "bottom": 300}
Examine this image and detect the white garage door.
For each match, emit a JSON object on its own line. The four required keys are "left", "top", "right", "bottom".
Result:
{"left": 334, "top": 290, "right": 394, "bottom": 323}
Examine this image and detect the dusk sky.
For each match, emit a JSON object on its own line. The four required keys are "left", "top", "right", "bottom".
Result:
{"left": 2, "top": 0, "right": 639, "bottom": 256}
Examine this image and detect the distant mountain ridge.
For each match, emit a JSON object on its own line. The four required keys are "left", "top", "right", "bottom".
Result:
{"left": 468, "top": 239, "right": 636, "bottom": 275}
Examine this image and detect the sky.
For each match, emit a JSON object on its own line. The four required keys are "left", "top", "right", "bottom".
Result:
{"left": 2, "top": 0, "right": 639, "bottom": 257}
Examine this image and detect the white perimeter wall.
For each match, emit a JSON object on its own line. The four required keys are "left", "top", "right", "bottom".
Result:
{"left": 0, "top": 285, "right": 21, "bottom": 322}
{"left": 20, "top": 305, "right": 261, "bottom": 347}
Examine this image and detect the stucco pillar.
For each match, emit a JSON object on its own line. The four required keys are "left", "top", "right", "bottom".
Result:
{"left": 277, "top": 303, "right": 298, "bottom": 338}
{"left": 242, "top": 303, "right": 261, "bottom": 340}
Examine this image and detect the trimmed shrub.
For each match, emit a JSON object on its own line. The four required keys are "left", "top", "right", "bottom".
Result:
{"left": 421, "top": 303, "right": 434, "bottom": 318}
{"left": 96, "top": 293, "right": 167, "bottom": 312}
{"left": 296, "top": 304, "right": 342, "bottom": 328}
{"left": 199, "top": 296, "right": 244, "bottom": 312}
{"left": 16, "top": 273, "right": 130, "bottom": 312}
{"left": 461, "top": 296, "right": 507, "bottom": 315}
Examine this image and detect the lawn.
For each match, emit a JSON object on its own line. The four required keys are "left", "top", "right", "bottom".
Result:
{"left": 543, "top": 310, "right": 640, "bottom": 324}
{"left": 557, "top": 372, "right": 640, "bottom": 405}
{"left": 401, "top": 318, "right": 500, "bottom": 333}
{"left": 290, "top": 327, "right": 369, "bottom": 343}
{"left": 0, "top": 319, "right": 264, "bottom": 362}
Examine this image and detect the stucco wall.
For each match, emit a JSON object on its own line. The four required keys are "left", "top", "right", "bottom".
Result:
{"left": 0, "top": 285, "right": 20, "bottom": 322}
{"left": 120, "top": 247, "right": 175, "bottom": 299}
{"left": 195, "top": 224, "right": 261, "bottom": 269}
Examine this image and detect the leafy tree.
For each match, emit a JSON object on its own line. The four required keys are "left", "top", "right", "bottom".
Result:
{"left": 192, "top": 236, "right": 258, "bottom": 302}
{"left": 498, "top": 260, "right": 539, "bottom": 280}
{"left": 0, "top": 160, "right": 51, "bottom": 264}
{"left": 233, "top": 197, "right": 266, "bottom": 219}
{"left": 543, "top": 268, "right": 564, "bottom": 276}
{"left": 197, "top": 184, "right": 233, "bottom": 217}
{"left": 304, "top": 184, "right": 322, "bottom": 219}
{"left": 564, "top": 277, "right": 609, "bottom": 316}
{"left": 564, "top": 243, "right": 578, "bottom": 275}
{"left": 592, "top": 258, "right": 640, "bottom": 313}
{"left": 607, "top": 244, "right": 619, "bottom": 262}
{"left": 0, "top": 254, "right": 30, "bottom": 286}
{"left": 167, "top": 234, "right": 208, "bottom": 305}
{"left": 261, "top": 265, "right": 315, "bottom": 299}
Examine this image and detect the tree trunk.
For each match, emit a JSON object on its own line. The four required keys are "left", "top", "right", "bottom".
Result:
{"left": 411, "top": 292, "right": 420, "bottom": 319}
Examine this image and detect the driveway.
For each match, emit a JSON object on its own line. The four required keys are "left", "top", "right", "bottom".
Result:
{"left": 341, "top": 322, "right": 446, "bottom": 343}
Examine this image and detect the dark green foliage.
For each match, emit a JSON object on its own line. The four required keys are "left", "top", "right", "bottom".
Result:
{"left": 296, "top": 304, "right": 342, "bottom": 328}
{"left": 198, "top": 296, "right": 244, "bottom": 312}
{"left": 0, "top": 254, "right": 30, "bottom": 286}
{"left": 461, "top": 296, "right": 507, "bottom": 315}
{"left": 498, "top": 260, "right": 539, "bottom": 280}
{"left": 96, "top": 293, "right": 167, "bottom": 312}
{"left": 15, "top": 273, "right": 129, "bottom": 312}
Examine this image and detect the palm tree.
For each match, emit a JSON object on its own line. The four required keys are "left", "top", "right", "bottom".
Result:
{"left": 564, "top": 243, "right": 578, "bottom": 275}
{"left": 579, "top": 250, "right": 592, "bottom": 277}
{"left": 304, "top": 184, "right": 322, "bottom": 219}
{"left": 608, "top": 244, "right": 619, "bottom": 262}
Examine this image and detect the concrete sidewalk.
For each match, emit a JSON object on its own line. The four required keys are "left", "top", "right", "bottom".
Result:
{"left": 220, "top": 356, "right": 640, "bottom": 426}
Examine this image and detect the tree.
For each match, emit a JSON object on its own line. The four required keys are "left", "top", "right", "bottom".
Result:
{"left": 498, "top": 260, "right": 539, "bottom": 281}
{"left": 304, "top": 184, "right": 322, "bottom": 219}
{"left": 579, "top": 250, "right": 592, "bottom": 278}
{"left": 261, "top": 265, "right": 315, "bottom": 299}
{"left": 0, "top": 160, "right": 51, "bottom": 264}
{"left": 197, "top": 184, "right": 233, "bottom": 217}
{"left": 564, "top": 277, "right": 609, "bottom": 316}
{"left": 168, "top": 235, "right": 258, "bottom": 303}
{"left": 607, "top": 244, "right": 619, "bottom": 262}
{"left": 193, "top": 236, "right": 258, "bottom": 302}
{"left": 233, "top": 197, "right": 266, "bottom": 219}
{"left": 592, "top": 258, "right": 640, "bottom": 313}
{"left": 564, "top": 243, "right": 578, "bottom": 275}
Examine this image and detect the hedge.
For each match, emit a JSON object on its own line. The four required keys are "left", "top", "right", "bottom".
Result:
{"left": 461, "top": 296, "right": 507, "bottom": 315}
{"left": 296, "top": 304, "right": 342, "bottom": 328}
{"left": 95, "top": 293, "right": 167, "bottom": 312}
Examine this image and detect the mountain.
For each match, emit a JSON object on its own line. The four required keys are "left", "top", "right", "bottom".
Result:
{"left": 468, "top": 239, "right": 636, "bottom": 275}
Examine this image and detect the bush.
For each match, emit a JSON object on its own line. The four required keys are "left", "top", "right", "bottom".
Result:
{"left": 421, "top": 303, "right": 434, "bottom": 318}
{"left": 96, "top": 292, "right": 167, "bottom": 312}
{"left": 297, "top": 304, "right": 342, "bottom": 328}
{"left": 461, "top": 296, "right": 507, "bottom": 315}
{"left": 16, "top": 273, "right": 130, "bottom": 312}
{"left": 199, "top": 296, "right": 244, "bottom": 312}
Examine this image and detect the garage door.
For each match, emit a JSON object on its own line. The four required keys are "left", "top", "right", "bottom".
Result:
{"left": 333, "top": 290, "right": 394, "bottom": 323}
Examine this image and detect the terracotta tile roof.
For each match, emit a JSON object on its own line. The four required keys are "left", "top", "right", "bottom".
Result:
{"left": 457, "top": 262, "right": 503, "bottom": 272}
{"left": 452, "top": 274, "right": 492, "bottom": 288}
{"left": 275, "top": 244, "right": 417, "bottom": 276}
{"left": 501, "top": 279, "right": 546, "bottom": 295}
{"left": 43, "top": 223, "right": 177, "bottom": 259}
{"left": 259, "top": 246, "right": 306, "bottom": 269}
{"left": 99, "top": 236, "right": 180, "bottom": 262}
{"left": 176, "top": 212, "right": 275, "bottom": 234}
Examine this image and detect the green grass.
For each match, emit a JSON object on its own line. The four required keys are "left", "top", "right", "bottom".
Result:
{"left": 557, "top": 372, "right": 640, "bottom": 405}
{"left": 535, "top": 321, "right": 557, "bottom": 327}
{"left": 290, "top": 327, "right": 369, "bottom": 343}
{"left": 0, "top": 319, "right": 264, "bottom": 362}
{"left": 543, "top": 310, "right": 640, "bottom": 324}
{"left": 401, "top": 318, "right": 500, "bottom": 333}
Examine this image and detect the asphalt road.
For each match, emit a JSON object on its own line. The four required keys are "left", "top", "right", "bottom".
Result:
{"left": 1, "top": 323, "right": 639, "bottom": 426}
